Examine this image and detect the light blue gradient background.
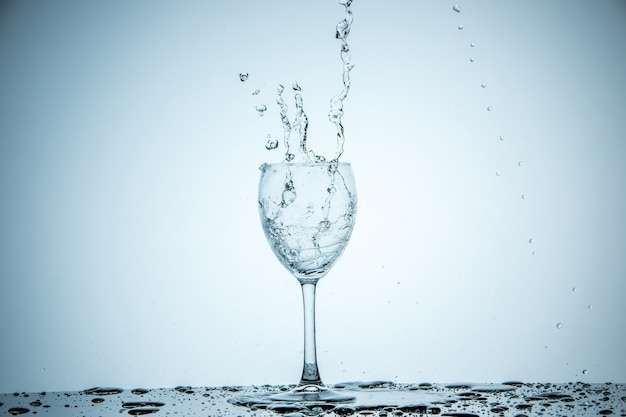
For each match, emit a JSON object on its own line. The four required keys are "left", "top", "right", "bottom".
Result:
{"left": 1, "top": 0, "right": 625, "bottom": 393}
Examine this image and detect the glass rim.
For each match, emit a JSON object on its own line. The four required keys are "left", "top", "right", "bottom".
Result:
{"left": 260, "top": 161, "right": 352, "bottom": 168}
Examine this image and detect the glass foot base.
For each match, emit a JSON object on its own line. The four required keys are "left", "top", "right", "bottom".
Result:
{"left": 268, "top": 384, "right": 355, "bottom": 403}
{"left": 228, "top": 384, "right": 355, "bottom": 411}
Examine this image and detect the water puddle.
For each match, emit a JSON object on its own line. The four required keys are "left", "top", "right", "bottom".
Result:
{"left": 4, "top": 381, "right": 623, "bottom": 416}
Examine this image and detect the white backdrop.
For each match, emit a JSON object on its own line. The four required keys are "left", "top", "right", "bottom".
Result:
{"left": 1, "top": 0, "right": 625, "bottom": 393}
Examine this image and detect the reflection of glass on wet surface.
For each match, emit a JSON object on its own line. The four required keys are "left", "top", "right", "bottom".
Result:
{"left": 1, "top": 381, "right": 624, "bottom": 416}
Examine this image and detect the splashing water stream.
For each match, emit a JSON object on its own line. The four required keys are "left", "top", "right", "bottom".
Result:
{"left": 276, "top": 0, "right": 354, "bottom": 164}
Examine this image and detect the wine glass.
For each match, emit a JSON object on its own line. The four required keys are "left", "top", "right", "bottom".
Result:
{"left": 258, "top": 161, "right": 357, "bottom": 402}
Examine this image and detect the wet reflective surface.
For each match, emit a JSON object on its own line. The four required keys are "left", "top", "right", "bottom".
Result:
{"left": 1, "top": 381, "right": 625, "bottom": 416}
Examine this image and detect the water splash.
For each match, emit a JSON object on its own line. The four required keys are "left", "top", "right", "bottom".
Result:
{"left": 275, "top": 0, "right": 355, "bottom": 163}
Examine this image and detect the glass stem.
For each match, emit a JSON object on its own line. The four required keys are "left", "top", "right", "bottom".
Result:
{"left": 299, "top": 282, "right": 323, "bottom": 386}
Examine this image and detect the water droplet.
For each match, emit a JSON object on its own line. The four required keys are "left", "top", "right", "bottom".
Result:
{"left": 521, "top": 194, "right": 526, "bottom": 199}
{"left": 572, "top": 287, "right": 577, "bottom": 292}
{"left": 82, "top": 387, "right": 124, "bottom": 396}
{"left": 469, "top": 57, "right": 475, "bottom": 62}
{"left": 453, "top": 4, "right": 461, "bottom": 12}
{"left": 588, "top": 304, "right": 593, "bottom": 309}
{"left": 265, "top": 139, "right": 279, "bottom": 150}
{"left": 582, "top": 369, "right": 589, "bottom": 375}
{"left": 487, "top": 106, "right": 493, "bottom": 111}
{"left": 529, "top": 238, "right": 534, "bottom": 244}
{"left": 92, "top": 398, "right": 105, "bottom": 404}
{"left": 255, "top": 104, "right": 267, "bottom": 116}
{"left": 470, "top": 42, "right": 475, "bottom": 47}
{"left": 252, "top": 89, "right": 260, "bottom": 95}
{"left": 292, "top": 81, "right": 301, "bottom": 91}
{"left": 518, "top": 161, "right": 523, "bottom": 166}
{"left": 458, "top": 24, "right": 464, "bottom": 30}
{"left": 239, "top": 72, "right": 249, "bottom": 82}
{"left": 132, "top": 388, "right": 150, "bottom": 395}
{"left": 556, "top": 322, "right": 563, "bottom": 329}
{"left": 495, "top": 171, "right": 501, "bottom": 176}
{"left": 499, "top": 135, "right": 504, "bottom": 141}
{"left": 481, "top": 83, "right": 486, "bottom": 88}
{"left": 8, "top": 408, "right": 30, "bottom": 416}
{"left": 123, "top": 402, "right": 166, "bottom": 409}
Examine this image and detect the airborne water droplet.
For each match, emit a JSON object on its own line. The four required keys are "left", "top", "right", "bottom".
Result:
{"left": 292, "top": 81, "right": 301, "bottom": 91}
{"left": 582, "top": 369, "right": 589, "bottom": 375}
{"left": 255, "top": 104, "right": 267, "bottom": 116}
{"left": 481, "top": 83, "right": 487, "bottom": 88}
{"left": 487, "top": 106, "right": 493, "bottom": 111}
{"left": 239, "top": 72, "right": 249, "bottom": 82}
{"left": 252, "top": 89, "right": 260, "bottom": 95}
{"left": 521, "top": 194, "right": 526, "bottom": 199}
{"left": 265, "top": 139, "right": 279, "bottom": 150}
{"left": 469, "top": 57, "right": 475, "bottom": 62}
{"left": 556, "top": 322, "right": 563, "bottom": 329}
{"left": 529, "top": 238, "right": 534, "bottom": 244}
{"left": 470, "top": 42, "right": 475, "bottom": 47}
{"left": 499, "top": 135, "right": 504, "bottom": 141}
{"left": 453, "top": 4, "right": 461, "bottom": 12}
{"left": 458, "top": 24, "right": 464, "bottom": 30}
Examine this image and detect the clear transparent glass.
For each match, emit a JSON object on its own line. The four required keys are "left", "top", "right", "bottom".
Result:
{"left": 258, "top": 162, "right": 357, "bottom": 402}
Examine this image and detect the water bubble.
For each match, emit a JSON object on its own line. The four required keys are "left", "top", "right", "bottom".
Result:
{"left": 252, "top": 89, "right": 260, "bottom": 95}
{"left": 487, "top": 106, "right": 493, "bottom": 111}
{"left": 292, "top": 81, "right": 301, "bottom": 91}
{"left": 239, "top": 72, "right": 249, "bottom": 82}
{"left": 453, "top": 4, "right": 461, "bottom": 12}
{"left": 282, "top": 190, "right": 297, "bottom": 206}
{"left": 556, "top": 322, "right": 563, "bottom": 329}
{"left": 458, "top": 24, "right": 464, "bottom": 30}
{"left": 255, "top": 104, "right": 267, "bottom": 116}
{"left": 265, "top": 139, "right": 279, "bottom": 150}
{"left": 481, "top": 83, "right": 487, "bottom": 88}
